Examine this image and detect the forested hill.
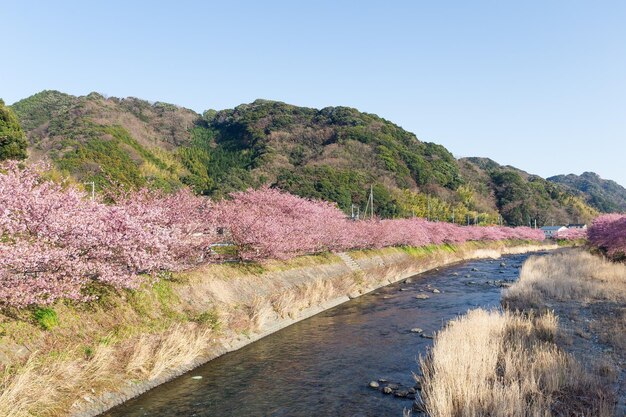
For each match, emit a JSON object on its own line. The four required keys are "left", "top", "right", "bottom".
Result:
{"left": 6, "top": 90, "right": 619, "bottom": 225}
{"left": 548, "top": 172, "right": 626, "bottom": 213}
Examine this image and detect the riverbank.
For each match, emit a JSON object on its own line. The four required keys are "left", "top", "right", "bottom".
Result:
{"left": 0, "top": 240, "right": 556, "bottom": 417}
{"left": 417, "top": 249, "right": 624, "bottom": 416}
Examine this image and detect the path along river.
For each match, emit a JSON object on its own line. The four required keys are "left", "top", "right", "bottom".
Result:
{"left": 104, "top": 251, "right": 549, "bottom": 417}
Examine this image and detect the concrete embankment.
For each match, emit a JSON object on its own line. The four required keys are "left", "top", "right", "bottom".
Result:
{"left": 0, "top": 241, "right": 557, "bottom": 417}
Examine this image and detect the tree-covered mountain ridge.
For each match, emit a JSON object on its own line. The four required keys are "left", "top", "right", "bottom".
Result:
{"left": 7, "top": 90, "right": 622, "bottom": 226}
{"left": 548, "top": 172, "right": 626, "bottom": 213}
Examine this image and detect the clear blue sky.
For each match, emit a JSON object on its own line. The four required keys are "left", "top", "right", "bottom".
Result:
{"left": 3, "top": 1, "right": 625, "bottom": 186}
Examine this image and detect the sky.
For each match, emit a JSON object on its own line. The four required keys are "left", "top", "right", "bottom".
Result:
{"left": 2, "top": 1, "right": 625, "bottom": 185}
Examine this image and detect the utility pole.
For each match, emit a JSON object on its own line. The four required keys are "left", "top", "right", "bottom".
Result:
{"left": 427, "top": 195, "right": 431, "bottom": 221}
{"left": 452, "top": 208, "right": 455, "bottom": 224}
{"left": 370, "top": 185, "right": 374, "bottom": 220}
{"left": 84, "top": 181, "right": 95, "bottom": 201}
{"left": 364, "top": 185, "right": 374, "bottom": 220}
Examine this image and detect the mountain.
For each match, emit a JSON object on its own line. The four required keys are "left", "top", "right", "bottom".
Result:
{"left": 460, "top": 158, "right": 598, "bottom": 226}
{"left": 7, "top": 90, "right": 605, "bottom": 226}
{"left": 11, "top": 90, "right": 197, "bottom": 191}
{"left": 548, "top": 172, "right": 626, "bottom": 213}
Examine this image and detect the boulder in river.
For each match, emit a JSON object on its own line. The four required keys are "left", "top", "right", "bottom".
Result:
{"left": 432, "top": 288, "right": 441, "bottom": 294}
{"left": 369, "top": 381, "right": 380, "bottom": 388}
{"left": 383, "top": 387, "right": 393, "bottom": 394}
{"left": 394, "top": 390, "right": 409, "bottom": 398}
{"left": 415, "top": 294, "right": 430, "bottom": 300}
{"left": 410, "top": 327, "right": 423, "bottom": 334}
{"left": 420, "top": 333, "right": 434, "bottom": 339}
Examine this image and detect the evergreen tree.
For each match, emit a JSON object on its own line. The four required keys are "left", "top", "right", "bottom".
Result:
{"left": 0, "top": 99, "right": 28, "bottom": 160}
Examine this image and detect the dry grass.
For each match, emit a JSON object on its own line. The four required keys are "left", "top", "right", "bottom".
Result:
{"left": 419, "top": 309, "right": 613, "bottom": 417}
{"left": 504, "top": 249, "right": 626, "bottom": 308}
{"left": 504, "top": 249, "right": 626, "bottom": 353}
{"left": 0, "top": 324, "right": 211, "bottom": 417}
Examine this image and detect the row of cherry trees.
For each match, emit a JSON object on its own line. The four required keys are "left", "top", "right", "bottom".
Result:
{"left": 0, "top": 163, "right": 544, "bottom": 307}
{"left": 554, "top": 228, "right": 588, "bottom": 241}
{"left": 588, "top": 214, "right": 626, "bottom": 259}
{"left": 217, "top": 188, "right": 545, "bottom": 260}
{"left": 0, "top": 162, "right": 216, "bottom": 306}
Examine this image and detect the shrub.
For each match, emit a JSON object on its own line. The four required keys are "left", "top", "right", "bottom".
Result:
{"left": 32, "top": 307, "right": 59, "bottom": 330}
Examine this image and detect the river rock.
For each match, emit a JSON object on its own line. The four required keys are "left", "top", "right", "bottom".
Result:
{"left": 421, "top": 333, "right": 434, "bottom": 339}
{"left": 394, "top": 390, "right": 409, "bottom": 398}
{"left": 410, "top": 327, "right": 423, "bottom": 334}
{"left": 404, "top": 278, "right": 413, "bottom": 284}
{"left": 378, "top": 378, "right": 388, "bottom": 383}
{"left": 471, "top": 267, "right": 479, "bottom": 271}
{"left": 415, "top": 294, "right": 430, "bottom": 300}
{"left": 383, "top": 387, "right": 393, "bottom": 394}
{"left": 191, "top": 376, "right": 203, "bottom": 380}
{"left": 399, "top": 288, "right": 410, "bottom": 292}
{"left": 500, "top": 262, "right": 507, "bottom": 267}
{"left": 408, "top": 387, "right": 417, "bottom": 394}
{"left": 452, "top": 272, "right": 459, "bottom": 276}
{"left": 432, "top": 288, "right": 441, "bottom": 293}
{"left": 387, "top": 383, "right": 400, "bottom": 390}
{"left": 369, "top": 381, "right": 380, "bottom": 388}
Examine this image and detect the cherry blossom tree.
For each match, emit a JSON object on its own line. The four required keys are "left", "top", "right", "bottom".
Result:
{"left": 0, "top": 164, "right": 545, "bottom": 307}
{"left": 588, "top": 214, "right": 626, "bottom": 259}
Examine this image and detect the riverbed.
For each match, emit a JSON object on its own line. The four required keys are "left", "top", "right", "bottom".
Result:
{"left": 103, "top": 251, "right": 547, "bottom": 417}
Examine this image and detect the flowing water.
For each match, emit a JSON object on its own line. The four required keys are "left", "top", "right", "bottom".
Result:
{"left": 104, "top": 251, "right": 548, "bottom": 417}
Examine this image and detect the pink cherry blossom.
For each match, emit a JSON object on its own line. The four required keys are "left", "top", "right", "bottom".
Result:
{"left": 0, "top": 164, "right": 545, "bottom": 307}
{"left": 588, "top": 214, "right": 626, "bottom": 258}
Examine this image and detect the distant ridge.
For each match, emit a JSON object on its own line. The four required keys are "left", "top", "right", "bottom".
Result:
{"left": 548, "top": 172, "right": 626, "bottom": 213}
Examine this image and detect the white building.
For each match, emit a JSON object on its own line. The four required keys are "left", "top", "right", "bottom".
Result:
{"left": 540, "top": 226, "right": 568, "bottom": 238}
{"left": 567, "top": 224, "right": 587, "bottom": 230}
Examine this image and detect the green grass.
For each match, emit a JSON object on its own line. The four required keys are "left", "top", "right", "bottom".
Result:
{"left": 194, "top": 309, "right": 221, "bottom": 330}
{"left": 33, "top": 307, "right": 59, "bottom": 330}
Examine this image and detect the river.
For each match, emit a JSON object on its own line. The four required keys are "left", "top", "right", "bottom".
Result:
{"left": 103, "top": 251, "right": 547, "bottom": 417}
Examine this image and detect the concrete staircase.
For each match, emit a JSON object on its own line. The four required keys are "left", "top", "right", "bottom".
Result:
{"left": 337, "top": 252, "right": 362, "bottom": 273}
